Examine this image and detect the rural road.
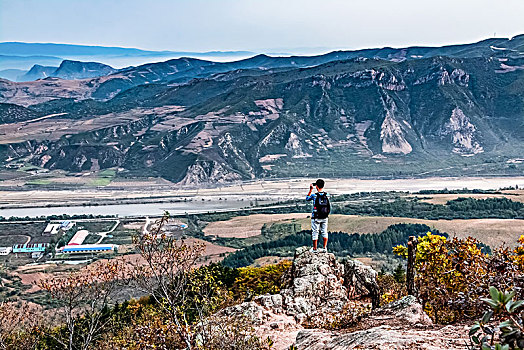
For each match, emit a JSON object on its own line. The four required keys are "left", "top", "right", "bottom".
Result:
{"left": 95, "top": 220, "right": 120, "bottom": 244}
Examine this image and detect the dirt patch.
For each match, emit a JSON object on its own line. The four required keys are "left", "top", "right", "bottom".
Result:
{"left": 184, "top": 238, "right": 236, "bottom": 264}
{"left": 17, "top": 272, "right": 49, "bottom": 293}
{"left": 123, "top": 222, "right": 144, "bottom": 230}
{"left": 114, "top": 238, "right": 236, "bottom": 266}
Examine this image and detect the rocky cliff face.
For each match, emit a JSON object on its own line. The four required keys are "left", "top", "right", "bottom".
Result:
{"left": 217, "top": 247, "right": 468, "bottom": 350}
{"left": 442, "top": 107, "right": 483, "bottom": 155}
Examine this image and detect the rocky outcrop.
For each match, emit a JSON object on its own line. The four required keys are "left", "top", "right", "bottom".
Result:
{"left": 178, "top": 160, "right": 243, "bottom": 185}
{"left": 294, "top": 324, "right": 468, "bottom": 350}
{"left": 237, "top": 247, "right": 348, "bottom": 325}
{"left": 371, "top": 295, "right": 432, "bottom": 326}
{"left": 216, "top": 247, "right": 468, "bottom": 350}
{"left": 379, "top": 98, "right": 412, "bottom": 155}
{"left": 279, "top": 246, "right": 347, "bottom": 322}
{"left": 216, "top": 247, "right": 351, "bottom": 348}
{"left": 219, "top": 301, "right": 302, "bottom": 350}
{"left": 293, "top": 295, "right": 462, "bottom": 350}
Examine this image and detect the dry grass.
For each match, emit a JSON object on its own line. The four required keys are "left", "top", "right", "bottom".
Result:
{"left": 298, "top": 215, "right": 524, "bottom": 248}
{"left": 203, "top": 213, "right": 308, "bottom": 238}
{"left": 202, "top": 213, "right": 524, "bottom": 248}
{"left": 0, "top": 234, "right": 30, "bottom": 245}
{"left": 252, "top": 256, "right": 289, "bottom": 267}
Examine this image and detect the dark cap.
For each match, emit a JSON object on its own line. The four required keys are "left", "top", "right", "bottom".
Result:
{"left": 313, "top": 179, "right": 325, "bottom": 188}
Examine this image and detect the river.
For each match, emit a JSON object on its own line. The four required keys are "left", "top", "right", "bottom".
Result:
{"left": 0, "top": 200, "right": 273, "bottom": 219}
{"left": 1, "top": 176, "right": 523, "bottom": 218}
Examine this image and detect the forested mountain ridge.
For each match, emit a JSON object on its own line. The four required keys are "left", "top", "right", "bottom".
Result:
{"left": 0, "top": 35, "right": 523, "bottom": 184}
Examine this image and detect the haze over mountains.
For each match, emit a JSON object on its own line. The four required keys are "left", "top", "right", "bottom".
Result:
{"left": 0, "top": 42, "right": 256, "bottom": 80}
{"left": 0, "top": 35, "right": 523, "bottom": 185}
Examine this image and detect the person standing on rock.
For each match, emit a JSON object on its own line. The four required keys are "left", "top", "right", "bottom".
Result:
{"left": 306, "top": 179, "right": 331, "bottom": 253}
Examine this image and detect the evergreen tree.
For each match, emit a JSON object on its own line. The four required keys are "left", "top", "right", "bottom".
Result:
{"left": 393, "top": 263, "right": 406, "bottom": 283}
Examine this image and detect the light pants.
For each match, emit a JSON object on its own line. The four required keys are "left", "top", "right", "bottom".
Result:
{"left": 311, "top": 218, "right": 328, "bottom": 241}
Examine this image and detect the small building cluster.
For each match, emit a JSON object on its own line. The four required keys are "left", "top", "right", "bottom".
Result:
{"left": 58, "top": 227, "right": 119, "bottom": 254}
{"left": 1, "top": 244, "right": 48, "bottom": 258}
{"left": 1, "top": 220, "right": 119, "bottom": 259}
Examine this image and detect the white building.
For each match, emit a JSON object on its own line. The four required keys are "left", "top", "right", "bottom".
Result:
{"left": 44, "top": 221, "right": 75, "bottom": 235}
{"left": 0, "top": 247, "right": 12, "bottom": 255}
{"left": 31, "top": 252, "right": 44, "bottom": 259}
{"left": 43, "top": 223, "right": 61, "bottom": 234}
{"left": 61, "top": 221, "right": 75, "bottom": 230}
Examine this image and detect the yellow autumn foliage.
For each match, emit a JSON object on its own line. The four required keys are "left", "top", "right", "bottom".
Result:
{"left": 232, "top": 260, "right": 292, "bottom": 299}
{"left": 394, "top": 232, "right": 488, "bottom": 323}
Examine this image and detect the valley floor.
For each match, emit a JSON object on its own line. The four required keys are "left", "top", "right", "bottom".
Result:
{"left": 1, "top": 176, "right": 523, "bottom": 216}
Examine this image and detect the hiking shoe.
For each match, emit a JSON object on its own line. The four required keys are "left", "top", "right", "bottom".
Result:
{"left": 309, "top": 248, "right": 318, "bottom": 253}
{"left": 318, "top": 248, "right": 327, "bottom": 253}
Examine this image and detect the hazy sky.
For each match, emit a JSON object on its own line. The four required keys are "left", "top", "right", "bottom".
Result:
{"left": 1, "top": 0, "right": 524, "bottom": 53}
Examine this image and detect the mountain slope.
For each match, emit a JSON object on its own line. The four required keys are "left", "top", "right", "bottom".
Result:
{"left": 20, "top": 64, "right": 57, "bottom": 81}
{"left": 0, "top": 103, "right": 38, "bottom": 124}
{"left": 0, "top": 68, "right": 26, "bottom": 81}
{"left": 2, "top": 35, "right": 524, "bottom": 105}
{"left": 1, "top": 36, "right": 523, "bottom": 184}
{"left": 51, "top": 60, "right": 117, "bottom": 80}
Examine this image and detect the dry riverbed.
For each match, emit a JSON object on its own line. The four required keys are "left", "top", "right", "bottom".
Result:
{"left": 1, "top": 176, "right": 523, "bottom": 211}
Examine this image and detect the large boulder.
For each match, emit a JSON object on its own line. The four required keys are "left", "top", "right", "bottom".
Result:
{"left": 218, "top": 300, "right": 302, "bottom": 349}
{"left": 240, "top": 247, "right": 348, "bottom": 324}
{"left": 371, "top": 295, "right": 432, "bottom": 326}
{"left": 344, "top": 258, "right": 380, "bottom": 308}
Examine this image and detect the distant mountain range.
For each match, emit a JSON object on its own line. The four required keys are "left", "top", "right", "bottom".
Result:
{"left": 20, "top": 60, "right": 117, "bottom": 81}
{"left": 0, "top": 42, "right": 256, "bottom": 74}
{"left": 0, "top": 35, "right": 523, "bottom": 184}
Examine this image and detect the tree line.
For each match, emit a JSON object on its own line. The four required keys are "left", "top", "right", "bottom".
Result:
{"left": 337, "top": 197, "right": 524, "bottom": 220}
{"left": 222, "top": 223, "right": 445, "bottom": 268}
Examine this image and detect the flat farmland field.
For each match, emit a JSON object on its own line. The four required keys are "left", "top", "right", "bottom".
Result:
{"left": 204, "top": 213, "right": 524, "bottom": 248}
{"left": 203, "top": 213, "right": 309, "bottom": 238}
{"left": 0, "top": 234, "right": 30, "bottom": 245}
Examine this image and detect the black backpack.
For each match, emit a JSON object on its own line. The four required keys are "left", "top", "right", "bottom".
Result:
{"left": 314, "top": 192, "right": 331, "bottom": 219}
